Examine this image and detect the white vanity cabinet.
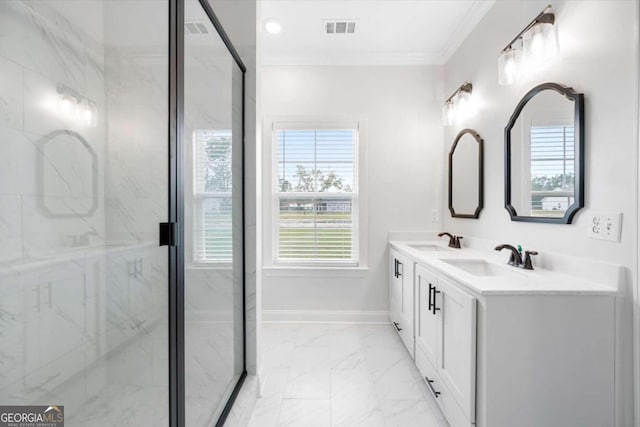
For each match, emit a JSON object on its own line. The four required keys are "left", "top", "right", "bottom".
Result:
{"left": 389, "top": 247, "right": 415, "bottom": 357}
{"left": 415, "top": 264, "right": 476, "bottom": 427}
{"left": 389, "top": 241, "right": 618, "bottom": 427}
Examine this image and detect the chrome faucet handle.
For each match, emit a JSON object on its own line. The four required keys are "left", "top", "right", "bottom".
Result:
{"left": 523, "top": 250, "right": 538, "bottom": 270}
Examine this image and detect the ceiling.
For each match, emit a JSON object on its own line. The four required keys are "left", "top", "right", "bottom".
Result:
{"left": 260, "top": 0, "right": 495, "bottom": 66}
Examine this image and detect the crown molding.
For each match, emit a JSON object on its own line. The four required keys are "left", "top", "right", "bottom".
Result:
{"left": 261, "top": 51, "right": 446, "bottom": 66}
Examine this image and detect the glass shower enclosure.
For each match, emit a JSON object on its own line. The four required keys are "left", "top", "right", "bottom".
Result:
{"left": 0, "top": 0, "right": 245, "bottom": 426}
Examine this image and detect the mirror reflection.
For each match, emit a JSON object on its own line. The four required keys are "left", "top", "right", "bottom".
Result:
{"left": 506, "top": 83, "right": 584, "bottom": 223}
{"left": 449, "top": 129, "right": 483, "bottom": 218}
{"left": 39, "top": 130, "right": 98, "bottom": 217}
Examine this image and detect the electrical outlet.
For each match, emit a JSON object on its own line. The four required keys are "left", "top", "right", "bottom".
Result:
{"left": 431, "top": 209, "right": 439, "bottom": 223}
{"left": 587, "top": 212, "right": 622, "bottom": 242}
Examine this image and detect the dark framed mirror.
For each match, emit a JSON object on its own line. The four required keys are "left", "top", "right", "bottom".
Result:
{"left": 449, "top": 128, "right": 484, "bottom": 218}
{"left": 505, "top": 83, "right": 584, "bottom": 224}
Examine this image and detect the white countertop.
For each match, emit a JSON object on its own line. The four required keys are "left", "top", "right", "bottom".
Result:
{"left": 389, "top": 240, "right": 620, "bottom": 296}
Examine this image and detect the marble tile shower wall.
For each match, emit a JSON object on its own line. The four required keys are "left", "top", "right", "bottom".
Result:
{"left": 104, "top": 49, "right": 169, "bottom": 244}
{"left": 0, "top": 0, "right": 107, "bottom": 261}
{"left": 0, "top": 1, "right": 168, "bottom": 421}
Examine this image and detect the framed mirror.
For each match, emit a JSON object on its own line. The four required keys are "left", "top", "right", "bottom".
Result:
{"left": 449, "top": 128, "right": 483, "bottom": 218}
{"left": 38, "top": 130, "right": 98, "bottom": 217}
{"left": 505, "top": 83, "right": 584, "bottom": 224}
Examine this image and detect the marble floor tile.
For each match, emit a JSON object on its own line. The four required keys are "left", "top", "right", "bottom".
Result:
{"left": 371, "top": 362, "right": 426, "bottom": 400}
{"left": 294, "top": 323, "right": 331, "bottom": 347}
{"left": 356, "top": 324, "right": 405, "bottom": 349}
{"left": 288, "top": 346, "right": 331, "bottom": 371}
{"left": 262, "top": 323, "right": 298, "bottom": 349}
{"left": 330, "top": 368, "right": 385, "bottom": 427}
{"left": 380, "top": 399, "right": 449, "bottom": 427}
{"left": 261, "top": 368, "right": 290, "bottom": 398}
{"left": 248, "top": 323, "right": 449, "bottom": 427}
{"left": 329, "top": 343, "right": 366, "bottom": 370}
{"left": 278, "top": 399, "right": 331, "bottom": 427}
{"left": 283, "top": 367, "right": 331, "bottom": 399}
{"left": 263, "top": 342, "right": 296, "bottom": 370}
{"left": 248, "top": 395, "right": 282, "bottom": 427}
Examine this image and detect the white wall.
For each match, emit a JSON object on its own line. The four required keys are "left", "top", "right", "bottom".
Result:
{"left": 261, "top": 66, "right": 444, "bottom": 318}
{"left": 442, "top": 1, "right": 638, "bottom": 425}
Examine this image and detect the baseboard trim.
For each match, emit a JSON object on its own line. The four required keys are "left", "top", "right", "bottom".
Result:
{"left": 262, "top": 309, "right": 390, "bottom": 324}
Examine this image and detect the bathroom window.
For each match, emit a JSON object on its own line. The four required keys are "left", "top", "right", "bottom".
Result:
{"left": 273, "top": 126, "right": 359, "bottom": 265}
{"left": 193, "top": 130, "right": 232, "bottom": 263}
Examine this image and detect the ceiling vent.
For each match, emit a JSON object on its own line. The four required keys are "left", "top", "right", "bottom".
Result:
{"left": 185, "top": 21, "right": 209, "bottom": 35}
{"left": 324, "top": 20, "right": 357, "bottom": 34}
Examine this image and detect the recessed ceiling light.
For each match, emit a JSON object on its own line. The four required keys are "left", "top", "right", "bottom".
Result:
{"left": 264, "top": 19, "right": 282, "bottom": 34}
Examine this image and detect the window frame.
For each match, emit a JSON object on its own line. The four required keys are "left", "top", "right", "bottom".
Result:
{"left": 265, "top": 118, "right": 366, "bottom": 269}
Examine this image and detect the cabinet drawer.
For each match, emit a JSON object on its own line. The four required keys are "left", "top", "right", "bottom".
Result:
{"left": 416, "top": 340, "right": 473, "bottom": 427}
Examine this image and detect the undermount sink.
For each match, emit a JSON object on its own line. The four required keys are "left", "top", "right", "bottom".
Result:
{"left": 408, "top": 244, "right": 450, "bottom": 252}
{"left": 442, "top": 259, "right": 521, "bottom": 277}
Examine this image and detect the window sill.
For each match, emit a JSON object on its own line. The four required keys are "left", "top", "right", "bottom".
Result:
{"left": 186, "top": 262, "right": 232, "bottom": 271}
{"left": 263, "top": 265, "right": 369, "bottom": 278}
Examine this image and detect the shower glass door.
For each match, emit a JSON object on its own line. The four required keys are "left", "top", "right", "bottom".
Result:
{"left": 183, "top": 1, "right": 245, "bottom": 425}
{"left": 0, "top": 0, "right": 245, "bottom": 425}
{"left": 0, "top": 0, "right": 170, "bottom": 425}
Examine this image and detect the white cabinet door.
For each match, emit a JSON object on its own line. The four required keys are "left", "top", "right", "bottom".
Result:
{"left": 435, "top": 277, "right": 477, "bottom": 423}
{"left": 389, "top": 248, "right": 414, "bottom": 356}
{"left": 415, "top": 265, "right": 438, "bottom": 368}
{"left": 389, "top": 249, "right": 402, "bottom": 327}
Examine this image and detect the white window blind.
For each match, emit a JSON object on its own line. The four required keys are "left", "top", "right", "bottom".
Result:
{"left": 274, "top": 127, "right": 358, "bottom": 264}
{"left": 530, "top": 125, "right": 575, "bottom": 214}
{"left": 193, "top": 130, "right": 232, "bottom": 263}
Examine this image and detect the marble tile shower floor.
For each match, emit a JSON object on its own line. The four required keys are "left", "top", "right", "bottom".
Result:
{"left": 248, "top": 323, "right": 449, "bottom": 427}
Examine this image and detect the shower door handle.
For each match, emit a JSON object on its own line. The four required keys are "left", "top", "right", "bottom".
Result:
{"left": 159, "top": 222, "right": 178, "bottom": 247}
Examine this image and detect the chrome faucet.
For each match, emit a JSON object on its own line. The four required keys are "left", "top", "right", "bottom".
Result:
{"left": 495, "top": 244, "right": 538, "bottom": 270}
{"left": 438, "top": 232, "right": 463, "bottom": 249}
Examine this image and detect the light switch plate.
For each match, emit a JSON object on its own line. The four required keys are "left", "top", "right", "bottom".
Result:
{"left": 587, "top": 212, "right": 622, "bottom": 242}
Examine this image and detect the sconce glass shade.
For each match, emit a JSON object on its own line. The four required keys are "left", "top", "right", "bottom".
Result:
{"left": 498, "top": 46, "right": 522, "bottom": 86}
{"left": 522, "top": 21, "right": 557, "bottom": 68}
{"left": 442, "top": 101, "right": 454, "bottom": 126}
{"left": 453, "top": 90, "right": 471, "bottom": 119}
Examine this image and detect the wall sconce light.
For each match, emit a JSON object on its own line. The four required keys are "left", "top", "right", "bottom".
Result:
{"left": 498, "top": 5, "right": 557, "bottom": 85}
{"left": 443, "top": 82, "right": 473, "bottom": 126}
{"left": 56, "top": 84, "right": 97, "bottom": 127}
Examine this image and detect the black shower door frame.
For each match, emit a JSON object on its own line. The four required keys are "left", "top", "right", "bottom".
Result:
{"left": 168, "top": 1, "right": 247, "bottom": 426}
